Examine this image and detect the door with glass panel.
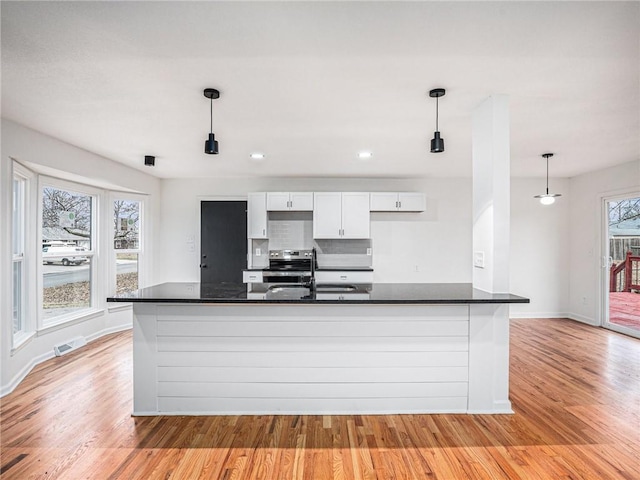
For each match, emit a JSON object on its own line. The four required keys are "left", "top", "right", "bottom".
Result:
{"left": 604, "top": 195, "right": 640, "bottom": 338}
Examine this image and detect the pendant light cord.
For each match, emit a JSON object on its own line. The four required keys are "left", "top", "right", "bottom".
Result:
{"left": 210, "top": 97, "right": 213, "bottom": 134}
{"left": 435, "top": 96, "right": 439, "bottom": 131}
{"left": 546, "top": 155, "right": 549, "bottom": 194}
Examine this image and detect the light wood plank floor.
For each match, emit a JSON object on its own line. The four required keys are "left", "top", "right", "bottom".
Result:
{"left": 1, "top": 318, "right": 639, "bottom": 479}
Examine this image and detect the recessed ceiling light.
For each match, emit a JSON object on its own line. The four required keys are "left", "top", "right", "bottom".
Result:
{"left": 358, "top": 151, "right": 373, "bottom": 159}
{"left": 250, "top": 153, "right": 265, "bottom": 160}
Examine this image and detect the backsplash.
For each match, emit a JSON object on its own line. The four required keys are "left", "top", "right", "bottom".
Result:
{"left": 315, "top": 239, "right": 372, "bottom": 267}
{"left": 249, "top": 212, "right": 372, "bottom": 268}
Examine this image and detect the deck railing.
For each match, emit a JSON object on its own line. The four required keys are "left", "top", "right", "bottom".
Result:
{"left": 610, "top": 250, "right": 640, "bottom": 292}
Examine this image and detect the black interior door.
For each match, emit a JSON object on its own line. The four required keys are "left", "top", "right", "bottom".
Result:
{"left": 200, "top": 201, "right": 247, "bottom": 283}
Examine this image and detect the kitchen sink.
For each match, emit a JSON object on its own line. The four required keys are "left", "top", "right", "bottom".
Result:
{"left": 315, "top": 284, "right": 358, "bottom": 292}
{"left": 267, "top": 284, "right": 309, "bottom": 293}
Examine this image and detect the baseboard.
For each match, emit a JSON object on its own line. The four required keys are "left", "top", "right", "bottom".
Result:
{"left": 509, "top": 312, "right": 570, "bottom": 319}
{"left": 567, "top": 312, "right": 599, "bottom": 327}
{"left": 0, "top": 323, "right": 133, "bottom": 398}
{"left": 85, "top": 322, "right": 132, "bottom": 343}
{"left": 0, "top": 349, "right": 55, "bottom": 398}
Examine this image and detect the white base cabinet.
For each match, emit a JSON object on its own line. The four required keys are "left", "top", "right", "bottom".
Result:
{"left": 315, "top": 270, "right": 373, "bottom": 284}
{"left": 131, "top": 302, "right": 512, "bottom": 416}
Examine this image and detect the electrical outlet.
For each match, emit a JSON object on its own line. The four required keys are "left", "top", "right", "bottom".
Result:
{"left": 366, "top": 248, "right": 372, "bottom": 256}
{"left": 474, "top": 251, "right": 485, "bottom": 268}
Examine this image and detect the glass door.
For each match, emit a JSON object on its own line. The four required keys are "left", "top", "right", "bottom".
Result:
{"left": 603, "top": 194, "right": 640, "bottom": 338}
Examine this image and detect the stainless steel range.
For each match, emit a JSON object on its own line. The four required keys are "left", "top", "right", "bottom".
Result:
{"left": 262, "top": 249, "right": 315, "bottom": 284}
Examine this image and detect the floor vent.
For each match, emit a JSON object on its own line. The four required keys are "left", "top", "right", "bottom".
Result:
{"left": 53, "top": 336, "right": 87, "bottom": 357}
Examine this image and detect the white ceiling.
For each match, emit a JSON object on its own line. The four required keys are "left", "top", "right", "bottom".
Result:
{"left": 2, "top": 1, "right": 639, "bottom": 179}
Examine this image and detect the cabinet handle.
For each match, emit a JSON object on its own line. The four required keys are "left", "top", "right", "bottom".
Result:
{"left": 340, "top": 275, "right": 347, "bottom": 279}
{"left": 263, "top": 229, "right": 266, "bottom": 236}
{"left": 395, "top": 201, "right": 398, "bottom": 208}
{"left": 398, "top": 201, "right": 402, "bottom": 209}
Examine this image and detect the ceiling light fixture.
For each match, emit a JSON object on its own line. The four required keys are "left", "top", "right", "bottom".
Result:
{"left": 144, "top": 155, "right": 155, "bottom": 166}
{"left": 203, "top": 88, "right": 220, "bottom": 154}
{"left": 250, "top": 153, "right": 265, "bottom": 160}
{"left": 358, "top": 151, "right": 373, "bottom": 159}
{"left": 429, "top": 88, "right": 446, "bottom": 153}
{"left": 534, "top": 153, "right": 562, "bottom": 205}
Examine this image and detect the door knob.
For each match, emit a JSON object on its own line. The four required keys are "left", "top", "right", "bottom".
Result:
{"left": 200, "top": 264, "right": 207, "bottom": 268}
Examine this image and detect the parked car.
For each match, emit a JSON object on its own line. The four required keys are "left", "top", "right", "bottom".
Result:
{"left": 42, "top": 243, "right": 88, "bottom": 266}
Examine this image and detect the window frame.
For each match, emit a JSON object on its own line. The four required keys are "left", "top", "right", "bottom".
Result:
{"left": 38, "top": 176, "right": 103, "bottom": 331}
{"left": 11, "top": 163, "right": 34, "bottom": 350}
{"left": 110, "top": 193, "right": 146, "bottom": 296}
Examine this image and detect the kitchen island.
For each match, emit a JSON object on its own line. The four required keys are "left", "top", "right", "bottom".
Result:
{"left": 108, "top": 282, "right": 528, "bottom": 416}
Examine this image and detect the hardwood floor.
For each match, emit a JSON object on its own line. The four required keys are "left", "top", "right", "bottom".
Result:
{"left": 1, "top": 319, "right": 639, "bottom": 479}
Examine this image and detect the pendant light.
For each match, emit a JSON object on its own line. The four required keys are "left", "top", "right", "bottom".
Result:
{"left": 429, "top": 88, "right": 446, "bottom": 153}
{"left": 203, "top": 88, "right": 220, "bottom": 154}
{"left": 534, "top": 153, "right": 562, "bottom": 205}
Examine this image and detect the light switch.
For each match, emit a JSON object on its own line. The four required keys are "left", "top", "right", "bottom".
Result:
{"left": 255, "top": 248, "right": 261, "bottom": 256}
{"left": 474, "top": 251, "right": 485, "bottom": 268}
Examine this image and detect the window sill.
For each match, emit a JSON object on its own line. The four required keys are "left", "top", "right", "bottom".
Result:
{"left": 38, "top": 308, "right": 105, "bottom": 335}
{"left": 11, "top": 331, "right": 36, "bottom": 356}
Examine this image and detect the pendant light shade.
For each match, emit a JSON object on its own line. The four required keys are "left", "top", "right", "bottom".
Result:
{"left": 534, "top": 153, "right": 562, "bottom": 205}
{"left": 429, "top": 88, "right": 446, "bottom": 153}
{"left": 205, "top": 133, "right": 218, "bottom": 155}
{"left": 203, "top": 88, "right": 220, "bottom": 155}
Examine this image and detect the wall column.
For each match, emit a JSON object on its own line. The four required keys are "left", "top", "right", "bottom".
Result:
{"left": 468, "top": 95, "right": 512, "bottom": 413}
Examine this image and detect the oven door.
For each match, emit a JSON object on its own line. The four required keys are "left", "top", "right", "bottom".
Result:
{"left": 262, "top": 270, "right": 311, "bottom": 284}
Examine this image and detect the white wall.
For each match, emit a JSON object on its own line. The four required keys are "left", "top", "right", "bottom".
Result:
{"left": 0, "top": 119, "right": 161, "bottom": 395}
{"left": 509, "top": 177, "right": 571, "bottom": 318}
{"left": 567, "top": 159, "right": 640, "bottom": 325}
{"left": 158, "top": 177, "right": 473, "bottom": 284}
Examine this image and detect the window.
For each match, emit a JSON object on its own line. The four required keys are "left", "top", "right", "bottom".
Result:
{"left": 12, "top": 174, "right": 26, "bottom": 340}
{"left": 113, "top": 198, "right": 141, "bottom": 294}
{"left": 41, "top": 184, "right": 96, "bottom": 324}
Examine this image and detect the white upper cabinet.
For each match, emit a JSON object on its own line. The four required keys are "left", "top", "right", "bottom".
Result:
{"left": 266, "top": 192, "right": 313, "bottom": 211}
{"left": 314, "top": 192, "right": 370, "bottom": 239}
{"left": 370, "top": 192, "right": 426, "bottom": 212}
{"left": 247, "top": 192, "right": 268, "bottom": 238}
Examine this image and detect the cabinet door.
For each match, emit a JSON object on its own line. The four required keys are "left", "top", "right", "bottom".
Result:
{"left": 313, "top": 192, "right": 342, "bottom": 239}
{"left": 266, "top": 192, "right": 290, "bottom": 211}
{"left": 398, "top": 193, "right": 426, "bottom": 212}
{"left": 289, "top": 192, "right": 313, "bottom": 211}
{"left": 342, "top": 192, "right": 370, "bottom": 238}
{"left": 247, "top": 192, "right": 268, "bottom": 238}
{"left": 370, "top": 192, "right": 399, "bottom": 211}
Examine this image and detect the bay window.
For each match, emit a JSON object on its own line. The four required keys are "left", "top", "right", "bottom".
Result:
{"left": 41, "top": 182, "right": 97, "bottom": 325}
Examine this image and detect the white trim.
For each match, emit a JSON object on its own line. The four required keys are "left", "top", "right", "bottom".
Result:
{"left": 38, "top": 178, "right": 101, "bottom": 329}
{"left": 0, "top": 323, "right": 132, "bottom": 398}
{"left": 10, "top": 331, "right": 36, "bottom": 355}
{"left": 0, "top": 349, "right": 55, "bottom": 398}
{"left": 568, "top": 312, "right": 598, "bottom": 326}
{"left": 603, "top": 322, "right": 640, "bottom": 340}
{"left": 107, "top": 303, "right": 133, "bottom": 313}
{"left": 37, "top": 308, "right": 105, "bottom": 335}
{"left": 509, "top": 311, "right": 571, "bottom": 319}
{"left": 600, "top": 190, "right": 640, "bottom": 334}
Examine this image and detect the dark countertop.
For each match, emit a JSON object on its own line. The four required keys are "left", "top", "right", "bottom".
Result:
{"left": 243, "top": 267, "right": 373, "bottom": 271}
{"left": 316, "top": 267, "right": 373, "bottom": 271}
{"left": 107, "top": 282, "right": 529, "bottom": 305}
